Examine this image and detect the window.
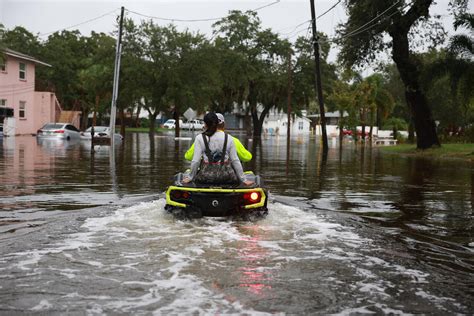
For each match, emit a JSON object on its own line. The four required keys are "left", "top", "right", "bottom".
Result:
{"left": 0, "top": 58, "right": 5, "bottom": 72}
{"left": 19, "top": 62, "right": 26, "bottom": 80}
{"left": 298, "top": 121, "right": 303, "bottom": 130}
{"left": 19, "top": 101, "right": 26, "bottom": 118}
{"left": 66, "top": 125, "right": 80, "bottom": 132}
{"left": 0, "top": 99, "right": 6, "bottom": 107}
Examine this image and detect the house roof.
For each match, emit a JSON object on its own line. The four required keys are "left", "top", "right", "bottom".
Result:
{"left": 3, "top": 48, "right": 52, "bottom": 67}
{"left": 307, "top": 111, "right": 349, "bottom": 118}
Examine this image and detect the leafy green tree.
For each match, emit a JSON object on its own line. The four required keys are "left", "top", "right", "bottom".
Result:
{"left": 213, "top": 10, "right": 295, "bottom": 138}
{"left": 165, "top": 29, "right": 220, "bottom": 138}
{"left": 364, "top": 73, "right": 395, "bottom": 137}
{"left": 212, "top": 10, "right": 261, "bottom": 136}
{"left": 383, "top": 117, "right": 408, "bottom": 140}
{"left": 77, "top": 32, "right": 115, "bottom": 129}
{"left": 449, "top": 12, "right": 474, "bottom": 58}
{"left": 1, "top": 26, "right": 44, "bottom": 88}
{"left": 40, "top": 30, "right": 88, "bottom": 109}
{"left": 249, "top": 30, "right": 291, "bottom": 137}
{"left": 1, "top": 26, "right": 41, "bottom": 56}
{"left": 336, "top": 0, "right": 467, "bottom": 148}
{"left": 293, "top": 34, "right": 337, "bottom": 116}
{"left": 326, "top": 80, "right": 358, "bottom": 142}
{"left": 133, "top": 21, "right": 219, "bottom": 136}
{"left": 380, "top": 63, "right": 414, "bottom": 140}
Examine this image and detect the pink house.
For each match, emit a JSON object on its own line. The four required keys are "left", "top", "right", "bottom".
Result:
{"left": 0, "top": 48, "right": 68, "bottom": 136}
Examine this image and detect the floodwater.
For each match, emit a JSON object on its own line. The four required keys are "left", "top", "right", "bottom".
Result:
{"left": 0, "top": 132, "right": 472, "bottom": 315}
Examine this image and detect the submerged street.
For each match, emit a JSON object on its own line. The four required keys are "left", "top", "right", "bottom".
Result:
{"left": 0, "top": 132, "right": 472, "bottom": 314}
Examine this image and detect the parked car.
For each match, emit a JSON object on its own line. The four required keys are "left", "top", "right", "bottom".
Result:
{"left": 80, "top": 126, "right": 123, "bottom": 141}
{"left": 36, "top": 123, "right": 81, "bottom": 140}
{"left": 162, "top": 119, "right": 183, "bottom": 129}
{"left": 0, "top": 124, "right": 3, "bottom": 137}
{"left": 181, "top": 119, "right": 204, "bottom": 130}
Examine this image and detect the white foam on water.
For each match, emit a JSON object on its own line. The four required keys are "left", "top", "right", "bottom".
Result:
{"left": 2, "top": 198, "right": 465, "bottom": 314}
{"left": 335, "top": 305, "right": 378, "bottom": 315}
{"left": 31, "top": 299, "right": 53, "bottom": 311}
{"left": 373, "top": 304, "right": 410, "bottom": 315}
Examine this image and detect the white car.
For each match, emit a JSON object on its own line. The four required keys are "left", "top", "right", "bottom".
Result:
{"left": 80, "top": 126, "right": 123, "bottom": 141}
{"left": 163, "top": 119, "right": 183, "bottom": 129}
{"left": 36, "top": 123, "right": 81, "bottom": 140}
{"left": 182, "top": 119, "right": 204, "bottom": 130}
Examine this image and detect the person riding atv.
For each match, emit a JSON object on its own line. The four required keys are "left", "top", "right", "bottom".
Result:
{"left": 166, "top": 112, "right": 267, "bottom": 218}
{"left": 182, "top": 112, "right": 253, "bottom": 186}
{"left": 184, "top": 113, "right": 252, "bottom": 163}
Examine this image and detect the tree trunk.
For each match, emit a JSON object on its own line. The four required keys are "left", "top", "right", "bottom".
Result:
{"left": 408, "top": 120, "right": 415, "bottom": 143}
{"left": 244, "top": 107, "right": 252, "bottom": 137}
{"left": 390, "top": 16, "right": 439, "bottom": 149}
{"left": 248, "top": 81, "right": 260, "bottom": 139}
{"left": 174, "top": 107, "right": 180, "bottom": 138}
{"left": 81, "top": 109, "right": 89, "bottom": 131}
{"left": 149, "top": 112, "right": 158, "bottom": 136}
{"left": 252, "top": 105, "right": 271, "bottom": 139}
{"left": 338, "top": 114, "right": 343, "bottom": 149}
{"left": 135, "top": 105, "right": 141, "bottom": 127}
{"left": 251, "top": 105, "right": 261, "bottom": 138}
{"left": 120, "top": 107, "right": 126, "bottom": 138}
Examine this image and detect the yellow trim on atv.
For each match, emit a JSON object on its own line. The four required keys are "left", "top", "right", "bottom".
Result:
{"left": 165, "top": 186, "right": 267, "bottom": 209}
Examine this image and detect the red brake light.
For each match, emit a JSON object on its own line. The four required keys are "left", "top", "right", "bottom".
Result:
{"left": 243, "top": 191, "right": 261, "bottom": 204}
{"left": 54, "top": 130, "right": 65, "bottom": 134}
{"left": 250, "top": 192, "right": 259, "bottom": 201}
{"left": 171, "top": 190, "right": 190, "bottom": 200}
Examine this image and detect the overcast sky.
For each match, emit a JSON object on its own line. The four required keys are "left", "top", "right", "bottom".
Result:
{"left": 0, "top": 0, "right": 463, "bottom": 64}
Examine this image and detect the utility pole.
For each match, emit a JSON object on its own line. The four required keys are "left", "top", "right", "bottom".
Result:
{"left": 309, "top": 0, "right": 328, "bottom": 152}
{"left": 287, "top": 49, "right": 292, "bottom": 146}
{"left": 286, "top": 49, "right": 292, "bottom": 175}
{"left": 109, "top": 6, "right": 124, "bottom": 149}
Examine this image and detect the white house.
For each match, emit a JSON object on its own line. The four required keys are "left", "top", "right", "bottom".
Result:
{"left": 263, "top": 109, "right": 312, "bottom": 136}
{"left": 309, "top": 111, "right": 349, "bottom": 136}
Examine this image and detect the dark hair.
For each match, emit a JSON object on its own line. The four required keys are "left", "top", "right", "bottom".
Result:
{"left": 203, "top": 112, "right": 219, "bottom": 137}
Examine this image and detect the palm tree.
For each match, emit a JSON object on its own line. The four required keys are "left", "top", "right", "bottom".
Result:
{"left": 449, "top": 13, "right": 474, "bottom": 58}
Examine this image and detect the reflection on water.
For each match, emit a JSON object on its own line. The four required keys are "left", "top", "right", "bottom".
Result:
{"left": 235, "top": 225, "right": 272, "bottom": 297}
{"left": 0, "top": 133, "right": 473, "bottom": 314}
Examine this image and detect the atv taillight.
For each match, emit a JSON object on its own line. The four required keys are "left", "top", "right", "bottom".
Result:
{"left": 243, "top": 191, "right": 261, "bottom": 204}
{"left": 171, "top": 190, "right": 190, "bottom": 200}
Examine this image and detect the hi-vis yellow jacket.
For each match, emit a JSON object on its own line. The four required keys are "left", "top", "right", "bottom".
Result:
{"left": 184, "top": 134, "right": 252, "bottom": 162}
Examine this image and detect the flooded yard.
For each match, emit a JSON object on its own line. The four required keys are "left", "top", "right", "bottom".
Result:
{"left": 0, "top": 133, "right": 472, "bottom": 314}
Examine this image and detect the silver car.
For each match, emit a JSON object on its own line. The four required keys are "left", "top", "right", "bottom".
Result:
{"left": 80, "top": 126, "right": 123, "bottom": 141}
{"left": 36, "top": 123, "right": 81, "bottom": 140}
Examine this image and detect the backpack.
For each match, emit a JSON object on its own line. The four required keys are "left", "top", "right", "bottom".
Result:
{"left": 194, "top": 133, "right": 239, "bottom": 185}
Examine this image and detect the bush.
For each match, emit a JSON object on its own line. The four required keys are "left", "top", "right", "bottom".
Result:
{"left": 464, "top": 125, "right": 474, "bottom": 142}
{"left": 140, "top": 118, "right": 150, "bottom": 128}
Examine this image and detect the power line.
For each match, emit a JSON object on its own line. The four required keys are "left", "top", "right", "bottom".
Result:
{"left": 336, "top": 0, "right": 413, "bottom": 42}
{"left": 316, "top": 0, "right": 343, "bottom": 20}
{"left": 278, "top": 20, "right": 311, "bottom": 36}
{"left": 39, "top": 8, "right": 120, "bottom": 37}
{"left": 125, "top": 0, "right": 281, "bottom": 23}
{"left": 274, "top": 0, "right": 342, "bottom": 39}
{"left": 252, "top": 0, "right": 281, "bottom": 11}
{"left": 338, "top": 1, "right": 402, "bottom": 39}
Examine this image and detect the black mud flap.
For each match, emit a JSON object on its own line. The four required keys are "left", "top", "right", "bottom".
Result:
{"left": 192, "top": 193, "right": 240, "bottom": 217}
